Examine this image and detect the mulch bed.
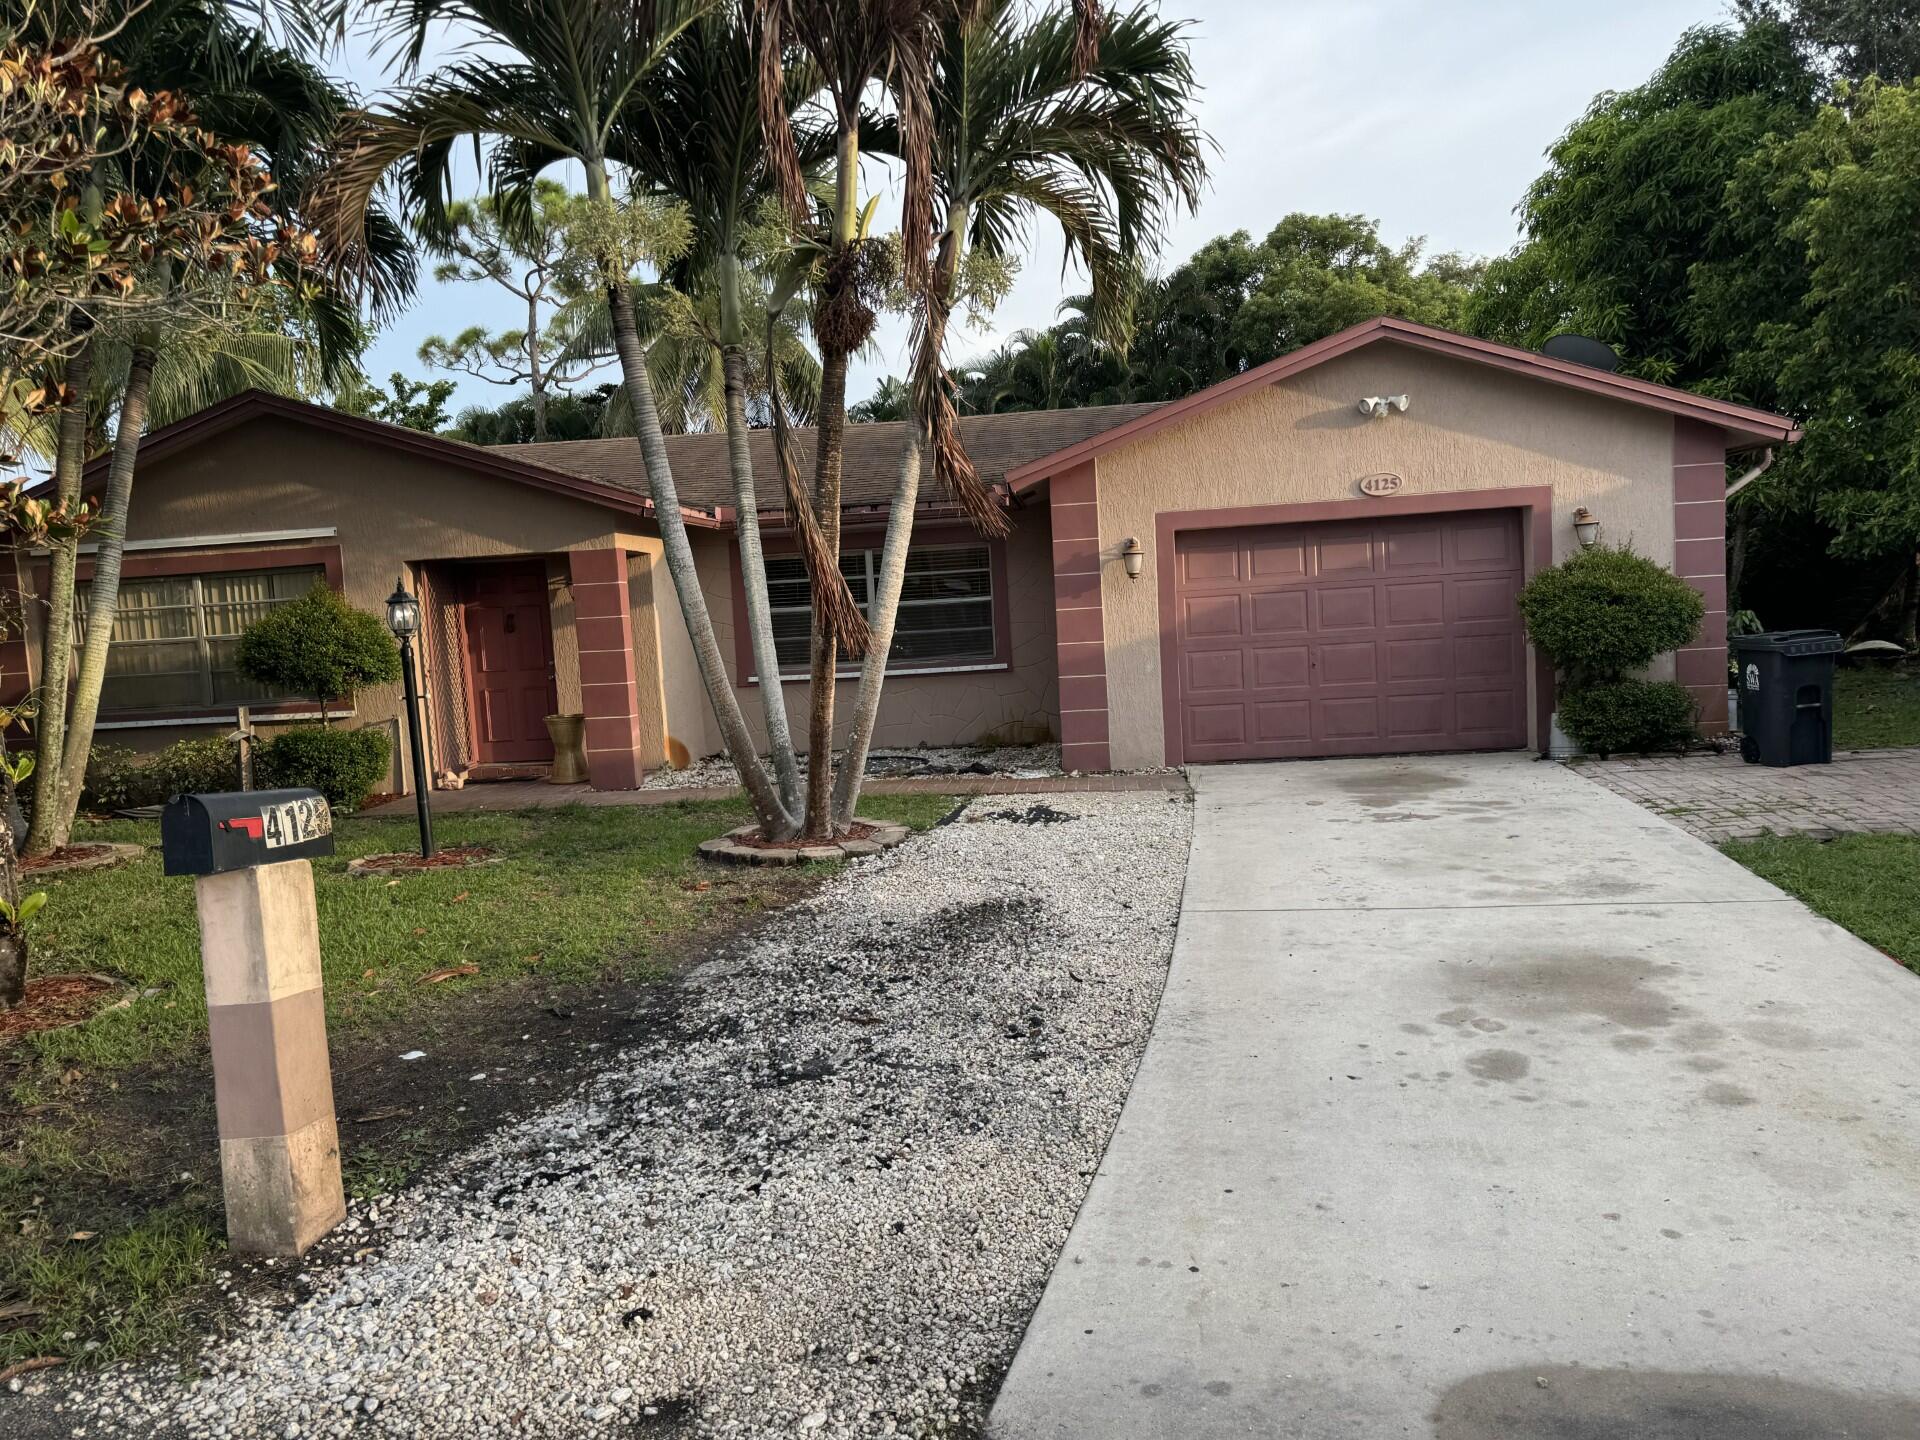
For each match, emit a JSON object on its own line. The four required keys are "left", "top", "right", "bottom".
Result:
{"left": 0, "top": 973, "right": 126, "bottom": 1044}
{"left": 350, "top": 844, "right": 499, "bottom": 874}
{"left": 19, "top": 843, "right": 143, "bottom": 875}
{"left": 731, "top": 821, "right": 878, "bottom": 851}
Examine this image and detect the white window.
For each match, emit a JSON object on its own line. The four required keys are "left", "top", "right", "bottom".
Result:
{"left": 80, "top": 566, "right": 327, "bottom": 714}
{"left": 763, "top": 543, "right": 995, "bottom": 673}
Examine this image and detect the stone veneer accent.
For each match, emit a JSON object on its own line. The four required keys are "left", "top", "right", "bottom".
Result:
{"left": 1049, "top": 462, "right": 1110, "bottom": 771}
{"left": 568, "top": 547, "right": 647, "bottom": 789}
{"left": 1673, "top": 419, "right": 1731, "bottom": 736}
{"left": 195, "top": 858, "right": 345, "bottom": 1256}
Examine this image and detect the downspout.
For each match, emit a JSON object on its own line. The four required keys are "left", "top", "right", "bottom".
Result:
{"left": 1723, "top": 447, "right": 1776, "bottom": 501}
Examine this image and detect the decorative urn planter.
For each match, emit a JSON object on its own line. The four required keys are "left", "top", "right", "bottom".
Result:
{"left": 545, "top": 713, "right": 589, "bottom": 784}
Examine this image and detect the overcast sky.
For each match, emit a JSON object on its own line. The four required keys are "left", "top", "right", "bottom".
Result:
{"left": 353, "top": 0, "right": 1731, "bottom": 421}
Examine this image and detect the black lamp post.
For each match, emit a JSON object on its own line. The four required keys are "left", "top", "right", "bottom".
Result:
{"left": 385, "top": 578, "right": 435, "bottom": 859}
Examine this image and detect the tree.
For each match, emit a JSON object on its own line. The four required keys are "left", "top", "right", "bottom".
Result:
{"left": 333, "top": 370, "right": 458, "bottom": 432}
{"left": 849, "top": 373, "right": 909, "bottom": 422}
{"left": 234, "top": 583, "right": 402, "bottom": 720}
{"left": 830, "top": 0, "right": 1207, "bottom": 829}
{"left": 1738, "top": 0, "right": 1920, "bottom": 84}
{"left": 314, "top": 0, "right": 800, "bottom": 835}
{"left": 416, "top": 181, "right": 612, "bottom": 441}
{"left": 450, "top": 384, "right": 613, "bottom": 444}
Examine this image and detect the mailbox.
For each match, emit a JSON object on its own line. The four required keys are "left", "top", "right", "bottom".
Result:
{"left": 161, "top": 789, "right": 335, "bottom": 876}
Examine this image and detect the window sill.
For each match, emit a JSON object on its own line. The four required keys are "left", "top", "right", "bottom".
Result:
{"left": 96, "top": 707, "right": 356, "bottom": 730}
{"left": 744, "top": 661, "right": 1009, "bottom": 687}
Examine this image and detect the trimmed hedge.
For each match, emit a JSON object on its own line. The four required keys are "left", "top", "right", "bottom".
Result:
{"left": 257, "top": 726, "right": 391, "bottom": 812}
{"left": 235, "top": 584, "right": 400, "bottom": 708}
{"left": 84, "top": 737, "right": 244, "bottom": 811}
{"left": 1557, "top": 679, "right": 1698, "bottom": 757}
{"left": 1518, "top": 546, "right": 1705, "bottom": 684}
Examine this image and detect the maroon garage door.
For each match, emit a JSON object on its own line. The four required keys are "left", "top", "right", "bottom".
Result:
{"left": 1172, "top": 510, "right": 1528, "bottom": 762}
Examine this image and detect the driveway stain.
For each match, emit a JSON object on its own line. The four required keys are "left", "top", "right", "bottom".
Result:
{"left": 1464, "top": 1049, "right": 1530, "bottom": 1082}
{"left": 1432, "top": 1366, "right": 1920, "bottom": 1439}
{"left": 1701, "top": 1083, "right": 1758, "bottom": 1107}
{"left": 1335, "top": 768, "right": 1468, "bottom": 806}
{"left": 1457, "top": 954, "right": 1686, "bottom": 1031}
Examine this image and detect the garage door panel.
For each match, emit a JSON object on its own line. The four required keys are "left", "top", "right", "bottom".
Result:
{"left": 1316, "top": 586, "right": 1377, "bottom": 631}
{"left": 1251, "top": 645, "right": 1310, "bottom": 689}
{"left": 1174, "top": 509, "right": 1528, "bottom": 762}
{"left": 1185, "top": 649, "right": 1245, "bottom": 694}
{"left": 1384, "top": 580, "right": 1446, "bottom": 627}
{"left": 1183, "top": 592, "right": 1243, "bottom": 638}
{"left": 1250, "top": 589, "right": 1309, "bottom": 634}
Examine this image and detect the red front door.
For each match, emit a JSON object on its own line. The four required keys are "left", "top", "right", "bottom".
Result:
{"left": 461, "top": 562, "right": 559, "bottom": 765}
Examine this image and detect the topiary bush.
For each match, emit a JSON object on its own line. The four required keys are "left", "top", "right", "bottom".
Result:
{"left": 257, "top": 726, "right": 392, "bottom": 812}
{"left": 1517, "top": 546, "right": 1706, "bottom": 685}
{"left": 235, "top": 585, "right": 401, "bottom": 717}
{"left": 1556, "top": 679, "right": 1698, "bottom": 757}
{"left": 83, "top": 736, "right": 244, "bottom": 811}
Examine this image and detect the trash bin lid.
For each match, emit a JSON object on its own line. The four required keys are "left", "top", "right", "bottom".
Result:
{"left": 1731, "top": 629, "right": 1844, "bottom": 656}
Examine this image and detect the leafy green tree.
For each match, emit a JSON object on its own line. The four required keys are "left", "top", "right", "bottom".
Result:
{"left": 235, "top": 584, "right": 402, "bottom": 723}
{"left": 333, "top": 371, "right": 458, "bottom": 433}
{"left": 848, "top": 374, "right": 909, "bottom": 422}
{"left": 450, "top": 385, "right": 614, "bottom": 444}
{"left": 1737, "top": 0, "right": 1920, "bottom": 83}
{"left": 416, "top": 181, "right": 610, "bottom": 441}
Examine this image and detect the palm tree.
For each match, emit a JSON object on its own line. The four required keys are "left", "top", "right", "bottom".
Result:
{"left": 315, "top": 0, "right": 805, "bottom": 835}
{"left": 830, "top": 0, "right": 1206, "bottom": 828}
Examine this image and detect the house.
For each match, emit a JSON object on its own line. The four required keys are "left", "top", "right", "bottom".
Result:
{"left": 4, "top": 318, "right": 1798, "bottom": 795}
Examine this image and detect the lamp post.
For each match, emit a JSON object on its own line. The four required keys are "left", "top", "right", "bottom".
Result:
{"left": 385, "top": 578, "right": 435, "bottom": 859}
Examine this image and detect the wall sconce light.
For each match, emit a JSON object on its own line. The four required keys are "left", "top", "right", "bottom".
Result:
{"left": 1357, "top": 393, "right": 1410, "bottom": 419}
{"left": 1121, "top": 536, "right": 1145, "bottom": 579}
{"left": 1572, "top": 506, "right": 1602, "bottom": 549}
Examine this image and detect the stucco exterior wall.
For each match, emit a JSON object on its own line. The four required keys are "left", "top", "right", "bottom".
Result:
{"left": 677, "top": 509, "right": 1061, "bottom": 758}
{"left": 1094, "top": 344, "right": 1679, "bottom": 770}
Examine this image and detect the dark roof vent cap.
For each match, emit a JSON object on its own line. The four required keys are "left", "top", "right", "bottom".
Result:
{"left": 1542, "top": 333, "right": 1621, "bottom": 372}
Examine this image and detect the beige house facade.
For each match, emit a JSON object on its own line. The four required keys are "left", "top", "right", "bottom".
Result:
{"left": 5, "top": 319, "right": 1797, "bottom": 796}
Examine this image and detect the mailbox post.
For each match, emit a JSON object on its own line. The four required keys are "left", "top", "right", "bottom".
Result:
{"left": 162, "top": 789, "right": 344, "bottom": 1256}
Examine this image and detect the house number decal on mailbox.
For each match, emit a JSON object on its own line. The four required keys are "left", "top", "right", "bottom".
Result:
{"left": 262, "top": 795, "right": 332, "bottom": 850}
{"left": 1358, "top": 472, "right": 1403, "bottom": 497}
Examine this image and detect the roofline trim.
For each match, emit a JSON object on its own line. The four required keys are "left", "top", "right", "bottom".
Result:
{"left": 1005, "top": 317, "right": 1802, "bottom": 489}
{"left": 86, "top": 389, "right": 729, "bottom": 529}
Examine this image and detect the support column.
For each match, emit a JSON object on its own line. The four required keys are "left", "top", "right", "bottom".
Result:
{"left": 197, "top": 859, "right": 344, "bottom": 1256}
{"left": 569, "top": 547, "right": 647, "bottom": 790}
{"left": 1674, "top": 420, "right": 1730, "bottom": 736}
{"left": 1050, "top": 462, "right": 1110, "bottom": 772}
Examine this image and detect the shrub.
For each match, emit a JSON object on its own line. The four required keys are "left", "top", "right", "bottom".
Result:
{"left": 257, "top": 726, "right": 391, "bottom": 812}
{"left": 83, "top": 736, "right": 244, "bottom": 811}
{"left": 235, "top": 585, "right": 401, "bottom": 715}
{"left": 1517, "top": 547, "right": 1705, "bottom": 683}
{"left": 1557, "top": 679, "right": 1698, "bottom": 757}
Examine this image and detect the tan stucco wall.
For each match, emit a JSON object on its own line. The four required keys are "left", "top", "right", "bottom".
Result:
{"left": 1095, "top": 344, "right": 1678, "bottom": 769}
{"left": 96, "top": 413, "right": 650, "bottom": 789}
{"left": 673, "top": 509, "right": 1062, "bottom": 757}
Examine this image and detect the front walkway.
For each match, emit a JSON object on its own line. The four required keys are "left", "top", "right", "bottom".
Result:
{"left": 990, "top": 753, "right": 1920, "bottom": 1439}
{"left": 1577, "top": 745, "right": 1920, "bottom": 842}
{"left": 362, "top": 771, "right": 1185, "bottom": 816}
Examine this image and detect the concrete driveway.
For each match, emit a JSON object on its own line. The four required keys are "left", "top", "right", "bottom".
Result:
{"left": 991, "top": 753, "right": 1920, "bottom": 1440}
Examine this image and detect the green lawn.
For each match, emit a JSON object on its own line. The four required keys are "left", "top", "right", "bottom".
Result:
{"left": 1723, "top": 832, "right": 1920, "bottom": 974}
{"left": 14, "top": 793, "right": 955, "bottom": 1075}
{"left": 1833, "top": 665, "right": 1920, "bottom": 750}
{"left": 1, "top": 793, "right": 955, "bottom": 1371}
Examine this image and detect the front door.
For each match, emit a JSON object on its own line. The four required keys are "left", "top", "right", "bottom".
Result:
{"left": 461, "top": 561, "right": 559, "bottom": 765}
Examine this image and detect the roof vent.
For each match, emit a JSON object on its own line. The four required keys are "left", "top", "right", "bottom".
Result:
{"left": 1542, "top": 334, "right": 1620, "bottom": 372}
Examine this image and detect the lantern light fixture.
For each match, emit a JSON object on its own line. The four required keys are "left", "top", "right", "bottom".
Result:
{"left": 1121, "top": 536, "right": 1145, "bottom": 579}
{"left": 1572, "top": 506, "right": 1602, "bottom": 549}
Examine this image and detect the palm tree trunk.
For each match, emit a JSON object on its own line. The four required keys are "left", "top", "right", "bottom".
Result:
{"left": 528, "top": 290, "right": 548, "bottom": 442}
{"left": 803, "top": 345, "right": 847, "bottom": 837}
{"left": 53, "top": 345, "right": 155, "bottom": 844}
{"left": 832, "top": 428, "right": 922, "bottom": 830}
{"left": 25, "top": 329, "right": 94, "bottom": 857}
{"left": 721, "top": 341, "right": 802, "bottom": 815}
{"left": 587, "top": 167, "right": 792, "bottom": 836}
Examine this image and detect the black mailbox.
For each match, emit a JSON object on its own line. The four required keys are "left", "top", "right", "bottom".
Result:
{"left": 162, "top": 789, "right": 335, "bottom": 876}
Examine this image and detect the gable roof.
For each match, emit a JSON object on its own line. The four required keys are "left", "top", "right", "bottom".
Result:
{"left": 85, "top": 389, "right": 729, "bottom": 528}
{"left": 1006, "top": 317, "right": 1802, "bottom": 490}
{"left": 507, "top": 402, "right": 1163, "bottom": 513}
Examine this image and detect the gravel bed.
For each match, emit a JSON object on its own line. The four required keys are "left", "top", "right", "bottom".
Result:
{"left": 49, "top": 791, "right": 1192, "bottom": 1439}
{"left": 642, "top": 744, "right": 1064, "bottom": 791}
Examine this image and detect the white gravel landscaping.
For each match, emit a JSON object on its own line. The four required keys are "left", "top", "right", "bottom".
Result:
{"left": 50, "top": 791, "right": 1191, "bottom": 1439}
{"left": 641, "top": 743, "right": 1065, "bottom": 790}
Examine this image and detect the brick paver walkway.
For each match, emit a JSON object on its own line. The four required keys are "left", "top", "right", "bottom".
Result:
{"left": 1575, "top": 746, "right": 1920, "bottom": 843}
{"left": 360, "top": 770, "right": 1188, "bottom": 817}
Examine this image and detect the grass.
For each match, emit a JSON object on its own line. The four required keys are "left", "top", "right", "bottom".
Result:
{"left": 14, "top": 792, "right": 956, "bottom": 1074}
{"left": 1723, "top": 832, "right": 1920, "bottom": 974}
{"left": 1832, "top": 665, "right": 1920, "bottom": 750}
{"left": 2, "top": 792, "right": 956, "bottom": 1372}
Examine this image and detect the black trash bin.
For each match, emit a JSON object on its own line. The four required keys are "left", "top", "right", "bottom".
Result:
{"left": 1731, "top": 629, "right": 1843, "bottom": 766}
